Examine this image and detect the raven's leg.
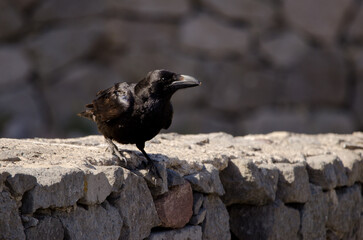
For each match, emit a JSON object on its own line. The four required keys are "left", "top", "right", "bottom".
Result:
{"left": 136, "top": 142, "right": 161, "bottom": 178}
{"left": 105, "top": 138, "right": 127, "bottom": 166}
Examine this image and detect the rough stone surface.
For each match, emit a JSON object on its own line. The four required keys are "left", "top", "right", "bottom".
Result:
{"left": 148, "top": 225, "right": 202, "bottom": 240}
{"left": 243, "top": 109, "right": 355, "bottom": 134}
{"left": 326, "top": 184, "right": 362, "bottom": 239}
{"left": 19, "top": 167, "right": 84, "bottom": 214}
{"left": 78, "top": 169, "right": 112, "bottom": 205}
{"left": 229, "top": 199, "right": 300, "bottom": 240}
{"left": 0, "top": 0, "right": 362, "bottom": 137}
{"left": 354, "top": 78, "right": 363, "bottom": 129}
{"left": 0, "top": 1, "right": 23, "bottom": 40}
{"left": 192, "top": 192, "right": 204, "bottom": 215}
{"left": 0, "top": 191, "right": 25, "bottom": 240}
{"left": 202, "top": 195, "right": 231, "bottom": 240}
{"left": 300, "top": 184, "right": 329, "bottom": 239}
{"left": 261, "top": 32, "right": 309, "bottom": 67}
{"left": 154, "top": 181, "right": 193, "bottom": 228}
{"left": 185, "top": 164, "right": 225, "bottom": 196}
{"left": 5, "top": 170, "right": 37, "bottom": 198}
{"left": 0, "top": 132, "right": 362, "bottom": 239}
{"left": 25, "top": 25, "right": 105, "bottom": 75}
{"left": 335, "top": 149, "right": 363, "bottom": 186}
{"left": 0, "top": 46, "right": 31, "bottom": 86}
{"left": 25, "top": 216, "right": 64, "bottom": 240}
{"left": 135, "top": 161, "right": 168, "bottom": 198}
{"left": 283, "top": 0, "right": 353, "bottom": 43}
{"left": 275, "top": 162, "right": 310, "bottom": 203}
{"left": 306, "top": 155, "right": 347, "bottom": 190}
{"left": 114, "top": 0, "right": 190, "bottom": 18}
{"left": 201, "top": 0, "right": 275, "bottom": 30}
{"left": 57, "top": 202, "right": 122, "bottom": 240}
{"left": 283, "top": 49, "right": 347, "bottom": 105}
{"left": 34, "top": 0, "right": 108, "bottom": 21}
{"left": 220, "top": 160, "right": 279, "bottom": 206}
{"left": 189, "top": 207, "right": 207, "bottom": 225}
{"left": 180, "top": 14, "right": 249, "bottom": 58}
{"left": 0, "top": 171, "right": 10, "bottom": 192}
{"left": 348, "top": 4, "right": 363, "bottom": 41}
{"left": 167, "top": 168, "right": 186, "bottom": 188}
{"left": 111, "top": 170, "right": 160, "bottom": 240}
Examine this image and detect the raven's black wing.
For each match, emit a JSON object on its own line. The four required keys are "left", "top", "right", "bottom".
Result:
{"left": 79, "top": 82, "right": 134, "bottom": 122}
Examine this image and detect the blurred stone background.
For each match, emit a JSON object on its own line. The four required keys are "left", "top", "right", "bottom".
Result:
{"left": 0, "top": 0, "right": 362, "bottom": 138}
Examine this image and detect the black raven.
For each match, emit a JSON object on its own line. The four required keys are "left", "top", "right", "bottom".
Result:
{"left": 78, "top": 69, "right": 200, "bottom": 176}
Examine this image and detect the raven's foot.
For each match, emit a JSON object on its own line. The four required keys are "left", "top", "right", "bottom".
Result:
{"left": 147, "top": 160, "right": 162, "bottom": 179}
{"left": 105, "top": 138, "right": 127, "bottom": 167}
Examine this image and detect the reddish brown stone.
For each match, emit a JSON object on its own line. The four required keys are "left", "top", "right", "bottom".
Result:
{"left": 154, "top": 181, "right": 193, "bottom": 228}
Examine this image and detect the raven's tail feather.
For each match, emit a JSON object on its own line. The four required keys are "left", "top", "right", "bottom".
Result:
{"left": 78, "top": 104, "right": 96, "bottom": 121}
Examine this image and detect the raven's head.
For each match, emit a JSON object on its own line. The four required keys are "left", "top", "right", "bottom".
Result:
{"left": 135, "top": 70, "right": 201, "bottom": 98}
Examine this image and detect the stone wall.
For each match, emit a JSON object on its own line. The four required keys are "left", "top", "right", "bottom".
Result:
{"left": 1, "top": 0, "right": 363, "bottom": 138}
{"left": 0, "top": 132, "right": 362, "bottom": 239}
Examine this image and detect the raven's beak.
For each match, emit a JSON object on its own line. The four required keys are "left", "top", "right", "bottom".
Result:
{"left": 170, "top": 75, "right": 201, "bottom": 89}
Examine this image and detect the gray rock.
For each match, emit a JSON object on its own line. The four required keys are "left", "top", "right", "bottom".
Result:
{"left": 26, "top": 24, "right": 105, "bottom": 75}
{"left": 112, "top": 0, "right": 190, "bottom": 18}
{"left": 180, "top": 14, "right": 249, "bottom": 58}
{"left": 111, "top": 170, "right": 160, "bottom": 240}
{"left": 300, "top": 184, "right": 329, "bottom": 240}
{"left": 283, "top": 0, "right": 353, "bottom": 43}
{"left": 148, "top": 225, "right": 202, "bottom": 240}
{"left": 243, "top": 108, "right": 356, "bottom": 134}
{"left": 101, "top": 166, "right": 125, "bottom": 193}
{"left": 326, "top": 184, "right": 362, "bottom": 239}
{"left": 185, "top": 164, "right": 225, "bottom": 196}
{"left": 0, "top": 85, "right": 41, "bottom": 138}
{"left": 354, "top": 79, "right": 363, "bottom": 128}
{"left": 243, "top": 108, "right": 309, "bottom": 134}
{"left": 5, "top": 171, "right": 37, "bottom": 198}
{"left": 229, "top": 199, "right": 300, "bottom": 240}
{"left": 134, "top": 161, "right": 168, "bottom": 198}
{"left": 107, "top": 20, "right": 177, "bottom": 50}
{"left": 276, "top": 162, "right": 310, "bottom": 203}
{"left": 311, "top": 110, "right": 356, "bottom": 134}
{"left": 202, "top": 195, "right": 231, "bottom": 240}
{"left": 0, "top": 46, "right": 32, "bottom": 86}
{"left": 21, "top": 215, "right": 39, "bottom": 229}
{"left": 78, "top": 169, "right": 112, "bottom": 205}
{"left": 0, "top": 1, "right": 23, "bottom": 40}
{"left": 0, "top": 171, "right": 10, "bottom": 192}
{"left": 25, "top": 216, "right": 64, "bottom": 240}
{"left": 57, "top": 202, "right": 122, "bottom": 240}
{"left": 192, "top": 192, "right": 204, "bottom": 215}
{"left": 200, "top": 0, "right": 274, "bottom": 30}
{"left": 283, "top": 49, "right": 347, "bottom": 105}
{"left": 0, "top": 192, "right": 25, "bottom": 240}
{"left": 189, "top": 207, "right": 207, "bottom": 225}
{"left": 45, "top": 63, "right": 121, "bottom": 131}
{"left": 348, "top": 3, "right": 363, "bottom": 41}
{"left": 261, "top": 32, "right": 310, "bottom": 67}
{"left": 205, "top": 64, "right": 278, "bottom": 112}
{"left": 306, "top": 155, "right": 348, "bottom": 190}
{"left": 12, "top": 0, "right": 39, "bottom": 10}
{"left": 21, "top": 167, "right": 84, "bottom": 214}
{"left": 358, "top": 215, "right": 363, "bottom": 240}
{"left": 167, "top": 168, "right": 185, "bottom": 188}
{"left": 220, "top": 159, "right": 279, "bottom": 205}
{"left": 34, "top": 0, "right": 108, "bottom": 21}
